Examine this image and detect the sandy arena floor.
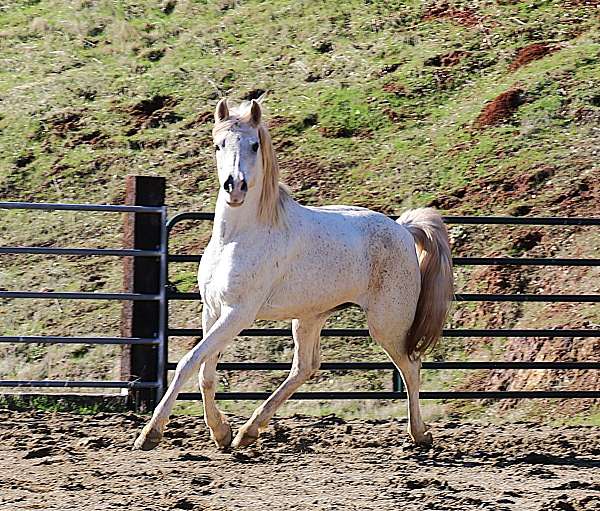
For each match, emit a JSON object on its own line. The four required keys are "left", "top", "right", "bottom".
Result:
{"left": 1, "top": 410, "right": 599, "bottom": 510}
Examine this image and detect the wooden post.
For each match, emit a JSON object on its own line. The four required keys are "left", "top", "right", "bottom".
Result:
{"left": 120, "top": 175, "right": 166, "bottom": 411}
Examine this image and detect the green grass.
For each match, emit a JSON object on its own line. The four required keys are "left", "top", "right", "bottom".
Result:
{"left": 551, "top": 408, "right": 600, "bottom": 427}
{"left": 0, "top": 393, "right": 127, "bottom": 414}
{"left": 1, "top": 0, "right": 599, "bottom": 421}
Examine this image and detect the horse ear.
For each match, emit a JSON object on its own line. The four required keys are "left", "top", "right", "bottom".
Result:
{"left": 215, "top": 98, "right": 229, "bottom": 122}
{"left": 249, "top": 99, "right": 261, "bottom": 126}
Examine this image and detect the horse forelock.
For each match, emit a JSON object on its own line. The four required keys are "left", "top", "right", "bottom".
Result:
{"left": 211, "top": 101, "right": 259, "bottom": 137}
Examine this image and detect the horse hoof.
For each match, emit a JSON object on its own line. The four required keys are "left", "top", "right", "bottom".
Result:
{"left": 413, "top": 431, "right": 433, "bottom": 447}
{"left": 134, "top": 426, "right": 163, "bottom": 451}
{"left": 211, "top": 422, "right": 233, "bottom": 450}
{"left": 408, "top": 425, "right": 433, "bottom": 447}
{"left": 231, "top": 428, "right": 259, "bottom": 449}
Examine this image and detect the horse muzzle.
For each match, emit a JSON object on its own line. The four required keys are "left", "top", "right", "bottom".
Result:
{"left": 223, "top": 175, "right": 247, "bottom": 207}
{"left": 226, "top": 196, "right": 245, "bottom": 207}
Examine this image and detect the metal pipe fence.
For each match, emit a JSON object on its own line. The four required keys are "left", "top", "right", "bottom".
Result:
{"left": 164, "top": 212, "right": 600, "bottom": 401}
{"left": 0, "top": 200, "right": 167, "bottom": 399}
{"left": 1, "top": 197, "right": 599, "bottom": 406}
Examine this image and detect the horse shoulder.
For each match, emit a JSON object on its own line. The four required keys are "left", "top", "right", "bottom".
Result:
{"left": 199, "top": 232, "right": 286, "bottom": 307}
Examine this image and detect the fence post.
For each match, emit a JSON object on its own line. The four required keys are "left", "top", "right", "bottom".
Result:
{"left": 392, "top": 369, "right": 405, "bottom": 395}
{"left": 120, "top": 175, "right": 166, "bottom": 411}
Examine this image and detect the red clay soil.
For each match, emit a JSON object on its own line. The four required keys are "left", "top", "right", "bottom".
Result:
{"left": 318, "top": 124, "right": 376, "bottom": 138}
{"left": 425, "top": 50, "right": 470, "bottom": 67}
{"left": 509, "top": 43, "right": 558, "bottom": 71}
{"left": 450, "top": 222, "right": 600, "bottom": 414}
{"left": 422, "top": 3, "right": 481, "bottom": 27}
{"left": 382, "top": 107, "right": 404, "bottom": 124}
{"left": 473, "top": 88, "right": 523, "bottom": 128}
{"left": 65, "top": 129, "right": 106, "bottom": 148}
{"left": 430, "top": 165, "right": 554, "bottom": 211}
{"left": 430, "top": 164, "right": 599, "bottom": 217}
{"left": 45, "top": 110, "right": 83, "bottom": 136}
{"left": 279, "top": 157, "right": 345, "bottom": 202}
{"left": 472, "top": 335, "right": 600, "bottom": 410}
{"left": 182, "top": 110, "right": 212, "bottom": 129}
{"left": 266, "top": 115, "right": 293, "bottom": 129}
{"left": 382, "top": 83, "right": 408, "bottom": 96}
{"left": 549, "top": 176, "right": 598, "bottom": 214}
{"left": 449, "top": 251, "right": 539, "bottom": 331}
{"left": 123, "top": 95, "right": 181, "bottom": 132}
{"left": 431, "top": 171, "right": 600, "bottom": 231}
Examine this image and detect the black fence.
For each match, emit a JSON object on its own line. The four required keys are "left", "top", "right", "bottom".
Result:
{"left": 1, "top": 176, "right": 599, "bottom": 409}
{"left": 164, "top": 212, "right": 600, "bottom": 402}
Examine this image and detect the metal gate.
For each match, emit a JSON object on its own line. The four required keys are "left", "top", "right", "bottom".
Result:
{"left": 0, "top": 200, "right": 168, "bottom": 401}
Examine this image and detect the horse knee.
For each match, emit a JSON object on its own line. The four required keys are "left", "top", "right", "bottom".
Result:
{"left": 200, "top": 377, "right": 215, "bottom": 392}
{"left": 174, "top": 352, "right": 201, "bottom": 382}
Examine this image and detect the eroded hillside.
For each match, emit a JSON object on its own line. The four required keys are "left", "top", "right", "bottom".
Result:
{"left": 0, "top": 0, "right": 598, "bottom": 421}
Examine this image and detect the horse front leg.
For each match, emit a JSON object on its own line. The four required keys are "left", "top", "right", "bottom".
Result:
{"left": 199, "top": 353, "right": 232, "bottom": 448}
{"left": 232, "top": 314, "right": 328, "bottom": 448}
{"left": 133, "top": 305, "right": 253, "bottom": 451}
{"left": 198, "top": 307, "right": 232, "bottom": 449}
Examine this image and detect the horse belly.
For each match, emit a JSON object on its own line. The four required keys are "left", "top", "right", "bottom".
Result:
{"left": 257, "top": 252, "right": 369, "bottom": 320}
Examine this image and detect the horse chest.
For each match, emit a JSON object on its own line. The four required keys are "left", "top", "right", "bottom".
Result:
{"left": 198, "top": 242, "right": 267, "bottom": 307}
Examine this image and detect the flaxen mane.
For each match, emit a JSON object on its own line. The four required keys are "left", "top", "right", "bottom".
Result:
{"left": 212, "top": 102, "right": 289, "bottom": 227}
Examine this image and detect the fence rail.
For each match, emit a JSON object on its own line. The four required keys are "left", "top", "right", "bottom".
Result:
{"left": 166, "top": 212, "right": 600, "bottom": 226}
{"left": 166, "top": 361, "right": 600, "bottom": 371}
{"left": 167, "top": 291, "right": 600, "bottom": 302}
{"left": 170, "top": 254, "right": 600, "bottom": 266}
{"left": 0, "top": 291, "right": 161, "bottom": 300}
{"left": 0, "top": 202, "right": 163, "bottom": 213}
{"left": 0, "top": 247, "right": 162, "bottom": 257}
{"left": 177, "top": 391, "right": 600, "bottom": 401}
{"left": 1, "top": 190, "right": 599, "bottom": 408}
{"left": 0, "top": 336, "right": 159, "bottom": 345}
{"left": 0, "top": 380, "right": 159, "bottom": 389}
{"left": 168, "top": 327, "right": 599, "bottom": 338}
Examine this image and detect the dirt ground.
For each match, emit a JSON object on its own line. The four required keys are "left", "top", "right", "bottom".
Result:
{"left": 0, "top": 410, "right": 599, "bottom": 511}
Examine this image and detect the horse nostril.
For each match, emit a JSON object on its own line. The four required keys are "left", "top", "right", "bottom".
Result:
{"left": 223, "top": 176, "right": 234, "bottom": 193}
{"left": 241, "top": 179, "right": 248, "bottom": 192}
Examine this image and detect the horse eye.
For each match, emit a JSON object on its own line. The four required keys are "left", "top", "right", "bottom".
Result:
{"left": 214, "top": 144, "right": 220, "bottom": 152}
{"left": 251, "top": 142, "right": 259, "bottom": 152}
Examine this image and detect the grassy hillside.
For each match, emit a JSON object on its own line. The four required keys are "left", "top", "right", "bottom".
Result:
{"left": 1, "top": 0, "right": 599, "bottom": 421}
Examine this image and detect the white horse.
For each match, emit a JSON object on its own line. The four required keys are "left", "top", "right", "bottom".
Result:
{"left": 134, "top": 98, "right": 453, "bottom": 451}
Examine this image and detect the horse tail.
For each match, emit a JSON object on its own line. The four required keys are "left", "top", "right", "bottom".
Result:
{"left": 397, "top": 208, "right": 454, "bottom": 356}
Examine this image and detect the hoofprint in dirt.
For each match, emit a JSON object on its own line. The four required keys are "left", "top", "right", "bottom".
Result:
{"left": 1, "top": 411, "right": 598, "bottom": 511}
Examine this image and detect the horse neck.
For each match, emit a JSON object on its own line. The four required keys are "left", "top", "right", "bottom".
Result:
{"left": 213, "top": 184, "right": 263, "bottom": 242}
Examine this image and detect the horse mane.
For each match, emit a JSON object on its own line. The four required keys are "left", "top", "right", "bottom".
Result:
{"left": 212, "top": 102, "right": 289, "bottom": 227}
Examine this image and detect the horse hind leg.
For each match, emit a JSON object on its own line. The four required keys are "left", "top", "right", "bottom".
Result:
{"left": 394, "top": 351, "right": 432, "bottom": 446}
{"left": 368, "top": 313, "right": 432, "bottom": 446}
